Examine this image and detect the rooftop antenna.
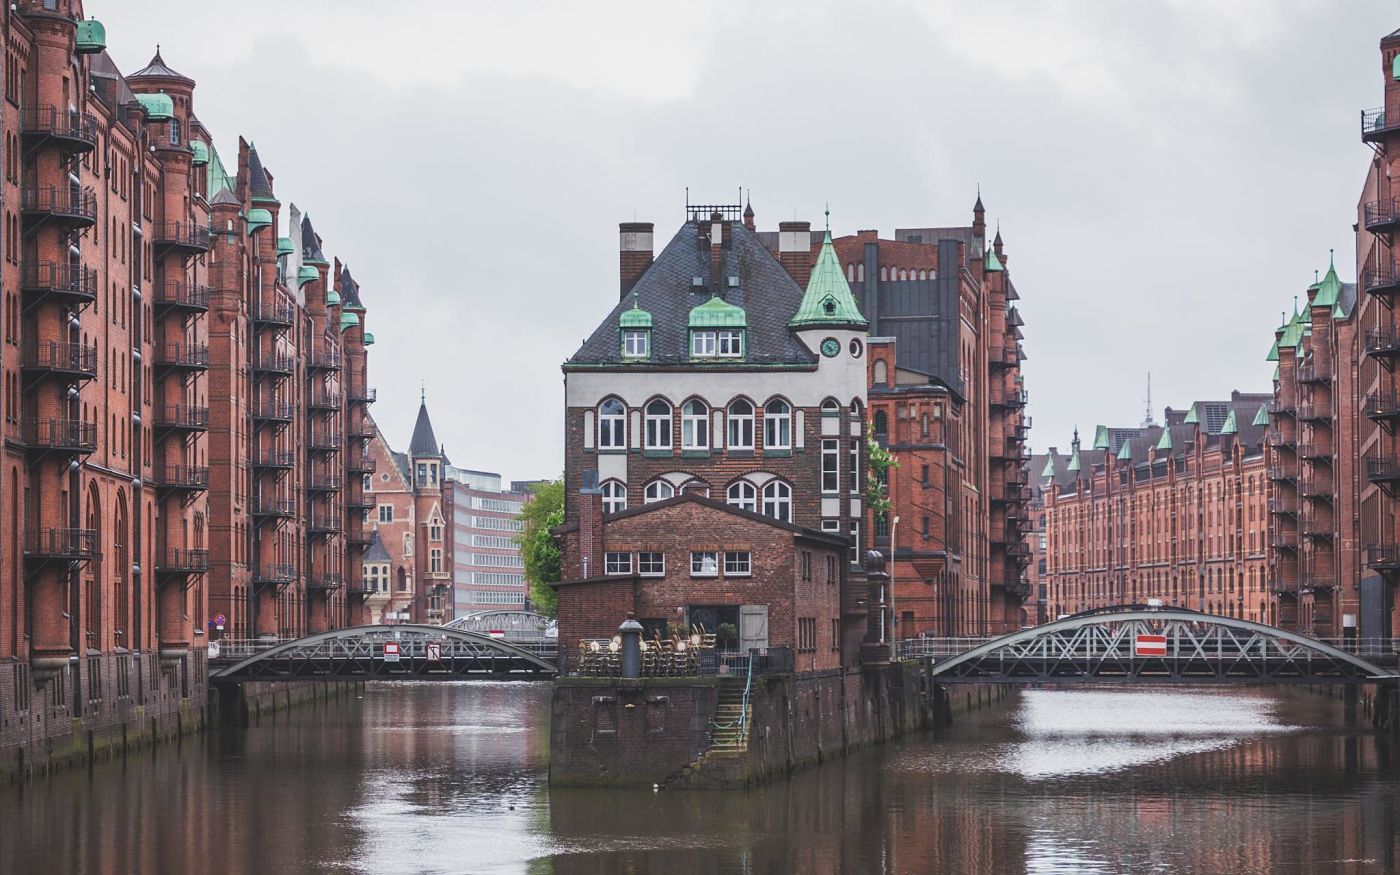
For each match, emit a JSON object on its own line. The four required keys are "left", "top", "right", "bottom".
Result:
{"left": 824, "top": 202, "right": 830, "bottom": 232}
{"left": 1143, "top": 372, "right": 1155, "bottom": 428}
{"left": 420, "top": 380, "right": 426, "bottom": 404}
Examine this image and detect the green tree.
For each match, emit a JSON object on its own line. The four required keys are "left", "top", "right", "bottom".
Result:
{"left": 517, "top": 478, "right": 564, "bottom": 617}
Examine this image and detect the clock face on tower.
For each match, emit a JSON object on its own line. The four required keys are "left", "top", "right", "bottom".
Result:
{"left": 821, "top": 337, "right": 840, "bottom": 358}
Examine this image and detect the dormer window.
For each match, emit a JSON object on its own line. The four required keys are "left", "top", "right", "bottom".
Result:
{"left": 688, "top": 295, "right": 747, "bottom": 360}
{"left": 691, "top": 330, "right": 716, "bottom": 357}
{"left": 717, "top": 330, "right": 743, "bottom": 357}
{"left": 691, "top": 329, "right": 744, "bottom": 358}
{"left": 622, "top": 329, "right": 649, "bottom": 358}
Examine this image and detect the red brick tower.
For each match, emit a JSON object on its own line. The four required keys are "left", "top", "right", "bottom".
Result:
{"left": 339, "top": 264, "right": 374, "bottom": 627}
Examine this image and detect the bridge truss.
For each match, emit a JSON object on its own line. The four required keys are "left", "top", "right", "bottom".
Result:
{"left": 920, "top": 609, "right": 1393, "bottom": 684}
{"left": 210, "top": 624, "right": 557, "bottom": 682}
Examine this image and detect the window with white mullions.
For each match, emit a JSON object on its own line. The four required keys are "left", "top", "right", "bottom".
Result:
{"left": 691, "top": 551, "right": 719, "bottom": 576}
{"left": 727, "top": 399, "right": 754, "bottom": 449}
{"left": 727, "top": 480, "right": 757, "bottom": 512}
{"left": 762, "top": 480, "right": 792, "bottom": 522}
{"left": 644, "top": 480, "right": 674, "bottom": 503}
{"left": 764, "top": 400, "right": 791, "bottom": 450}
{"left": 598, "top": 398, "right": 626, "bottom": 448}
{"left": 604, "top": 552, "right": 631, "bottom": 575}
{"left": 724, "top": 551, "right": 751, "bottom": 575}
{"left": 600, "top": 480, "right": 627, "bottom": 513}
{"left": 681, "top": 399, "right": 709, "bottom": 450}
{"left": 717, "top": 330, "right": 743, "bottom": 357}
{"left": 691, "top": 330, "right": 716, "bottom": 357}
{"left": 622, "top": 329, "right": 649, "bottom": 358}
{"left": 822, "top": 439, "right": 840, "bottom": 493}
{"left": 645, "top": 399, "right": 671, "bottom": 450}
{"left": 638, "top": 552, "right": 665, "bottom": 576}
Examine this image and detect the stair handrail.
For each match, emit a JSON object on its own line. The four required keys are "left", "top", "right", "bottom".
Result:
{"left": 708, "top": 651, "right": 755, "bottom": 747}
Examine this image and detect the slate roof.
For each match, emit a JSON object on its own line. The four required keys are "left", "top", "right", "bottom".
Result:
{"left": 391, "top": 451, "right": 411, "bottom": 483}
{"left": 566, "top": 219, "right": 817, "bottom": 368}
{"left": 128, "top": 47, "right": 192, "bottom": 83}
{"left": 340, "top": 266, "right": 364, "bottom": 311}
{"left": 408, "top": 401, "right": 440, "bottom": 458}
{"left": 364, "top": 530, "right": 392, "bottom": 564}
{"left": 302, "top": 215, "right": 328, "bottom": 264}
{"left": 247, "top": 144, "right": 278, "bottom": 204}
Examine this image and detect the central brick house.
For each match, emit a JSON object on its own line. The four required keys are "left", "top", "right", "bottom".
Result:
{"left": 556, "top": 204, "right": 870, "bottom": 664}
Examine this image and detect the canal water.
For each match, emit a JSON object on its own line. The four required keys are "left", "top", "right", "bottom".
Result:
{"left": 1, "top": 683, "right": 1395, "bottom": 874}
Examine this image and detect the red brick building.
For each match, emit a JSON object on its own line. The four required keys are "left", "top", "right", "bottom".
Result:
{"left": 554, "top": 492, "right": 848, "bottom": 672}
{"left": 0, "top": 1, "right": 370, "bottom": 768}
{"left": 1044, "top": 394, "right": 1273, "bottom": 623}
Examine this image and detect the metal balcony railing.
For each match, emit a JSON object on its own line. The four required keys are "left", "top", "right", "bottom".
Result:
{"left": 1366, "top": 544, "right": 1400, "bottom": 570}
{"left": 252, "top": 303, "right": 295, "bottom": 327}
{"left": 308, "top": 474, "right": 343, "bottom": 492}
{"left": 307, "top": 391, "right": 342, "bottom": 410}
{"left": 24, "top": 527, "right": 98, "bottom": 560}
{"left": 22, "top": 340, "right": 97, "bottom": 378}
{"left": 1297, "top": 400, "right": 1331, "bottom": 421}
{"left": 252, "top": 498, "right": 296, "bottom": 518}
{"left": 1299, "top": 477, "right": 1333, "bottom": 498}
{"left": 1365, "top": 198, "right": 1400, "bottom": 234}
{"left": 251, "top": 401, "right": 295, "bottom": 423}
{"left": 157, "top": 549, "right": 209, "bottom": 575}
{"left": 152, "top": 222, "right": 211, "bottom": 253}
{"left": 1367, "top": 458, "right": 1400, "bottom": 485}
{"left": 307, "top": 573, "right": 343, "bottom": 591}
{"left": 307, "top": 351, "right": 342, "bottom": 371}
{"left": 152, "top": 342, "right": 210, "bottom": 370}
{"left": 1296, "top": 362, "right": 1331, "bottom": 385}
{"left": 1271, "top": 531, "right": 1299, "bottom": 550}
{"left": 153, "top": 282, "right": 212, "bottom": 311}
{"left": 1362, "top": 106, "right": 1400, "bottom": 142}
{"left": 252, "top": 353, "right": 295, "bottom": 375}
{"left": 20, "top": 106, "right": 98, "bottom": 150}
{"left": 252, "top": 564, "right": 297, "bottom": 587}
{"left": 154, "top": 465, "right": 210, "bottom": 491}
{"left": 21, "top": 185, "right": 97, "bottom": 225}
{"left": 153, "top": 405, "right": 209, "bottom": 432}
{"left": 308, "top": 515, "right": 342, "bottom": 534}
{"left": 1296, "top": 442, "right": 1332, "bottom": 460}
{"left": 252, "top": 450, "right": 295, "bottom": 469}
{"left": 1266, "top": 464, "right": 1297, "bottom": 481}
{"left": 348, "top": 386, "right": 377, "bottom": 404}
{"left": 346, "top": 453, "right": 377, "bottom": 474}
{"left": 1301, "top": 569, "right": 1336, "bottom": 589}
{"left": 22, "top": 417, "right": 97, "bottom": 453}
{"left": 308, "top": 431, "right": 342, "bottom": 450}
{"left": 1363, "top": 263, "right": 1400, "bottom": 297}
{"left": 1364, "top": 393, "right": 1400, "bottom": 421}
{"left": 1265, "top": 430, "right": 1294, "bottom": 448}
{"left": 20, "top": 261, "right": 98, "bottom": 304}
{"left": 1365, "top": 330, "right": 1400, "bottom": 359}
{"left": 1267, "top": 497, "right": 1297, "bottom": 515}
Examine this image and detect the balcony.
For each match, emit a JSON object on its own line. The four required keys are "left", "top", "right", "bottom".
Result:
{"left": 22, "top": 340, "right": 97, "bottom": 382}
{"left": 20, "top": 262, "right": 98, "bottom": 308}
{"left": 251, "top": 352, "right": 295, "bottom": 376}
{"left": 1297, "top": 400, "right": 1331, "bottom": 422}
{"left": 20, "top": 106, "right": 98, "bottom": 152}
{"left": 1298, "top": 477, "right": 1333, "bottom": 499}
{"left": 346, "top": 453, "right": 377, "bottom": 474}
{"left": 1301, "top": 569, "right": 1336, "bottom": 590}
{"left": 22, "top": 418, "right": 97, "bottom": 454}
{"left": 1300, "top": 516, "right": 1334, "bottom": 539}
{"left": 153, "top": 405, "right": 209, "bottom": 433}
{"left": 345, "top": 494, "right": 373, "bottom": 512}
{"left": 309, "top": 431, "right": 342, "bottom": 451}
{"left": 1296, "top": 362, "right": 1330, "bottom": 385}
{"left": 1364, "top": 392, "right": 1400, "bottom": 423}
{"left": 252, "top": 450, "right": 295, "bottom": 470}
{"left": 348, "top": 421, "right": 375, "bottom": 439}
{"left": 1365, "top": 330, "right": 1400, "bottom": 361}
{"left": 307, "top": 573, "right": 343, "bottom": 592}
{"left": 1265, "top": 430, "right": 1295, "bottom": 449}
{"left": 252, "top": 498, "right": 296, "bottom": 519}
{"left": 347, "top": 530, "right": 374, "bottom": 549}
{"left": 251, "top": 401, "right": 295, "bottom": 424}
{"left": 152, "top": 341, "right": 210, "bottom": 372}
{"left": 307, "top": 351, "right": 341, "bottom": 372}
{"left": 1366, "top": 544, "right": 1400, "bottom": 571}
{"left": 1366, "top": 458, "right": 1400, "bottom": 488}
{"left": 307, "top": 391, "right": 342, "bottom": 411}
{"left": 1271, "top": 531, "right": 1299, "bottom": 551}
{"left": 348, "top": 386, "right": 377, "bottom": 405}
{"left": 991, "top": 390, "right": 1027, "bottom": 411}
{"left": 153, "top": 465, "right": 210, "bottom": 494}
{"left": 1362, "top": 106, "right": 1400, "bottom": 143}
{"left": 153, "top": 282, "right": 211, "bottom": 312}
{"left": 1363, "top": 263, "right": 1400, "bottom": 299}
{"left": 1365, "top": 198, "right": 1400, "bottom": 234}
{"left": 152, "top": 222, "right": 211, "bottom": 256}
{"left": 1267, "top": 497, "right": 1297, "bottom": 515}
{"left": 1269, "top": 577, "right": 1300, "bottom": 594}
{"left": 1266, "top": 464, "right": 1297, "bottom": 482}
{"left": 307, "top": 473, "right": 343, "bottom": 492}
{"left": 24, "top": 527, "right": 98, "bottom": 561}
{"left": 988, "top": 344, "right": 1017, "bottom": 369}
{"left": 157, "top": 549, "right": 209, "bottom": 578}
{"left": 21, "top": 185, "right": 97, "bottom": 229}
{"left": 1297, "top": 442, "right": 1332, "bottom": 461}
{"left": 308, "top": 515, "right": 342, "bottom": 536}
{"left": 252, "top": 564, "right": 297, "bottom": 590}
{"left": 252, "top": 303, "right": 295, "bottom": 328}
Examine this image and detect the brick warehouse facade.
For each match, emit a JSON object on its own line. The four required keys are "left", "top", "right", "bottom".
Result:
{"left": 1042, "top": 394, "right": 1273, "bottom": 623}
{"left": 0, "top": 1, "right": 371, "bottom": 771}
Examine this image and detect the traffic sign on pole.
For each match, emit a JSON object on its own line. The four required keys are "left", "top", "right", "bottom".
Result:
{"left": 425, "top": 642, "right": 441, "bottom": 663}
{"left": 1135, "top": 634, "right": 1168, "bottom": 656}
{"left": 383, "top": 641, "right": 401, "bottom": 663}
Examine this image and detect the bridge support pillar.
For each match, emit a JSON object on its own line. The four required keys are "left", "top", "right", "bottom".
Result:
{"left": 1376, "top": 684, "right": 1400, "bottom": 734}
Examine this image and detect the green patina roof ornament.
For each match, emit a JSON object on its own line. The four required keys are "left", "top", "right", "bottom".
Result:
{"left": 190, "top": 140, "right": 209, "bottom": 166}
{"left": 1220, "top": 409, "right": 1238, "bottom": 435}
{"left": 244, "top": 207, "right": 272, "bottom": 233}
{"left": 1117, "top": 440, "right": 1133, "bottom": 462}
{"left": 1312, "top": 250, "right": 1342, "bottom": 310}
{"left": 363, "top": 332, "right": 375, "bottom": 346}
{"left": 276, "top": 236, "right": 295, "bottom": 258}
{"left": 790, "top": 214, "right": 868, "bottom": 330}
{"left": 985, "top": 248, "right": 1004, "bottom": 272}
{"left": 1273, "top": 363, "right": 1280, "bottom": 381}
{"left": 1156, "top": 428, "right": 1173, "bottom": 451}
{"left": 1184, "top": 403, "right": 1199, "bottom": 425}
{"left": 619, "top": 292, "right": 652, "bottom": 329}
{"left": 339, "top": 311, "right": 360, "bottom": 332}
{"left": 326, "top": 289, "right": 341, "bottom": 306}
{"left": 1279, "top": 308, "right": 1304, "bottom": 349}
{"left": 76, "top": 19, "right": 106, "bottom": 54}
{"left": 1253, "top": 404, "right": 1269, "bottom": 427}
{"left": 1393, "top": 53, "right": 1400, "bottom": 80}
{"left": 297, "top": 264, "right": 320, "bottom": 286}
{"left": 1092, "top": 425, "right": 1110, "bottom": 451}
{"left": 1041, "top": 455, "right": 1056, "bottom": 478}
{"left": 690, "top": 294, "right": 747, "bottom": 328}
{"left": 1067, "top": 427, "right": 1082, "bottom": 472}
{"left": 134, "top": 91, "right": 173, "bottom": 121}
{"left": 1266, "top": 338, "right": 1280, "bottom": 362}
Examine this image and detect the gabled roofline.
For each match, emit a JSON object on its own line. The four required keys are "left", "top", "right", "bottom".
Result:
{"left": 551, "top": 491, "right": 847, "bottom": 548}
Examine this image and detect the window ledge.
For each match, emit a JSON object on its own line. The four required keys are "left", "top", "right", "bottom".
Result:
{"left": 764, "top": 449, "right": 792, "bottom": 458}
{"left": 681, "top": 449, "right": 710, "bottom": 459}
{"left": 644, "top": 449, "right": 673, "bottom": 458}
{"left": 727, "top": 449, "right": 755, "bottom": 458}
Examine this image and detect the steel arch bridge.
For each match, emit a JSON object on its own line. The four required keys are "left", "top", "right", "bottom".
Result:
{"left": 209, "top": 624, "right": 557, "bottom": 682}
{"left": 916, "top": 608, "right": 1395, "bottom": 684}
{"left": 443, "top": 610, "right": 554, "bottom": 637}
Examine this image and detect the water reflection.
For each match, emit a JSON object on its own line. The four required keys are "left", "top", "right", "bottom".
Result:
{"left": 0, "top": 683, "right": 1395, "bottom": 874}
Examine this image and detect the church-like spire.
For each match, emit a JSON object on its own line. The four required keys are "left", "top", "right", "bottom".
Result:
{"left": 409, "top": 394, "right": 441, "bottom": 458}
{"left": 790, "top": 222, "right": 867, "bottom": 330}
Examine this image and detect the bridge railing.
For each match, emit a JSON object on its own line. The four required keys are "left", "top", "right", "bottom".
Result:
{"left": 897, "top": 637, "right": 993, "bottom": 660}
{"left": 211, "top": 634, "right": 558, "bottom": 664}
{"left": 563, "top": 644, "right": 793, "bottom": 678}
{"left": 1312, "top": 638, "right": 1400, "bottom": 659}
{"left": 897, "top": 634, "right": 1400, "bottom": 664}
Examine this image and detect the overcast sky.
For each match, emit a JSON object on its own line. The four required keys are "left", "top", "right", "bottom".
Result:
{"left": 103, "top": 1, "right": 1395, "bottom": 476}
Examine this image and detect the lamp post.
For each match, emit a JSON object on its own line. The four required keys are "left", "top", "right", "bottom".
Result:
{"left": 889, "top": 515, "right": 900, "bottom": 659}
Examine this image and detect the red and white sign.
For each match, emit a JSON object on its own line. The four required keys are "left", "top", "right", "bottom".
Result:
{"left": 1135, "top": 634, "right": 1169, "bottom": 657}
{"left": 425, "top": 642, "right": 442, "bottom": 662}
{"left": 383, "top": 641, "right": 401, "bottom": 663}
{"left": 488, "top": 630, "right": 506, "bottom": 639}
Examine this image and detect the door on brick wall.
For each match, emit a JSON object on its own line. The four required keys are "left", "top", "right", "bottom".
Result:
{"left": 739, "top": 605, "right": 768, "bottom": 654}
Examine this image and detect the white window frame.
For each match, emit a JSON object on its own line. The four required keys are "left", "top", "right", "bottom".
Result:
{"left": 644, "top": 480, "right": 674, "bottom": 503}
{"left": 598, "top": 398, "right": 626, "bottom": 449}
{"left": 723, "top": 551, "right": 751, "bottom": 576}
{"left": 727, "top": 399, "right": 754, "bottom": 449}
{"left": 691, "top": 330, "right": 717, "bottom": 357}
{"left": 727, "top": 480, "right": 757, "bottom": 512}
{"left": 717, "top": 329, "right": 743, "bottom": 357}
{"left": 645, "top": 399, "right": 672, "bottom": 450}
{"left": 822, "top": 439, "right": 840, "bottom": 494}
{"left": 638, "top": 552, "right": 665, "bottom": 576}
{"left": 681, "top": 399, "right": 709, "bottom": 450}
{"left": 691, "top": 551, "right": 719, "bottom": 577}
{"left": 762, "top": 480, "right": 792, "bottom": 522}
{"left": 622, "top": 329, "right": 649, "bottom": 358}
{"left": 601, "top": 480, "right": 627, "bottom": 514}
{"left": 764, "top": 400, "right": 791, "bottom": 450}
{"left": 378, "top": 504, "right": 393, "bottom": 523}
{"left": 604, "top": 552, "right": 632, "bottom": 575}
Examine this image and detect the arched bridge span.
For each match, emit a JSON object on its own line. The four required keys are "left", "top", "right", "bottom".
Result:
{"left": 210, "top": 624, "right": 557, "bottom": 682}
{"left": 915, "top": 609, "right": 1394, "bottom": 684}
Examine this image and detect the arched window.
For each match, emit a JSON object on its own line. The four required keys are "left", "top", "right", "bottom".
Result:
{"left": 682, "top": 399, "right": 709, "bottom": 450}
{"left": 645, "top": 399, "right": 671, "bottom": 450}
{"left": 873, "top": 359, "right": 887, "bottom": 384}
{"left": 764, "top": 400, "right": 791, "bottom": 450}
{"left": 728, "top": 399, "right": 754, "bottom": 449}
{"left": 727, "top": 480, "right": 757, "bottom": 512}
{"left": 644, "top": 480, "right": 674, "bottom": 503}
{"left": 681, "top": 480, "right": 709, "bottom": 497}
{"left": 598, "top": 398, "right": 625, "bottom": 449}
{"left": 601, "top": 480, "right": 627, "bottom": 514}
{"left": 821, "top": 398, "right": 840, "bottom": 416}
{"left": 762, "top": 480, "right": 792, "bottom": 522}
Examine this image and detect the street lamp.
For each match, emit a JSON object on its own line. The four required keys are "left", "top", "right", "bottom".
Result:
{"left": 889, "top": 515, "right": 900, "bottom": 657}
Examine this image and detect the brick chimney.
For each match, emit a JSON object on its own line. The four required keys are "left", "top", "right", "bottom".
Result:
{"left": 578, "top": 470, "right": 604, "bottom": 579}
{"left": 619, "top": 222, "right": 654, "bottom": 299}
{"left": 709, "top": 212, "right": 724, "bottom": 292}
{"left": 779, "top": 220, "right": 812, "bottom": 287}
